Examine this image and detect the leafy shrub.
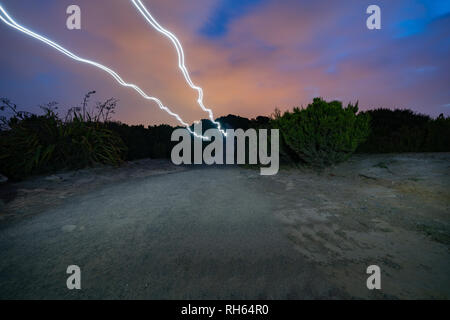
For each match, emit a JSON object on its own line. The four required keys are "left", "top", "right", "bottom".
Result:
{"left": 104, "top": 122, "right": 175, "bottom": 160}
{"left": 0, "top": 97, "right": 126, "bottom": 180}
{"left": 59, "top": 116, "right": 126, "bottom": 168}
{"left": 2, "top": 92, "right": 448, "bottom": 180}
{"left": 424, "top": 114, "right": 450, "bottom": 152}
{"left": 357, "top": 109, "right": 450, "bottom": 153}
{"left": 272, "top": 98, "right": 370, "bottom": 167}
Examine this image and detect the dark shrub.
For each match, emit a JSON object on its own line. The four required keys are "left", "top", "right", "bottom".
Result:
{"left": 105, "top": 122, "right": 175, "bottom": 160}
{"left": 424, "top": 114, "right": 450, "bottom": 152}
{"left": 272, "top": 98, "right": 370, "bottom": 167}
{"left": 357, "top": 109, "right": 450, "bottom": 153}
{"left": 0, "top": 98, "right": 126, "bottom": 180}
{"left": 216, "top": 114, "right": 252, "bottom": 130}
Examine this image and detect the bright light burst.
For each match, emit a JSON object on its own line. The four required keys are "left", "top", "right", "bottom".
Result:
{"left": 0, "top": 4, "right": 211, "bottom": 140}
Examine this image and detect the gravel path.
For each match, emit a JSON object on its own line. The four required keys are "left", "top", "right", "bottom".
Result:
{"left": 0, "top": 167, "right": 332, "bottom": 299}
{"left": 0, "top": 154, "right": 449, "bottom": 299}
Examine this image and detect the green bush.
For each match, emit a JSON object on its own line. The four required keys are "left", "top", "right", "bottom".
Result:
{"left": 424, "top": 114, "right": 450, "bottom": 152}
{"left": 104, "top": 122, "right": 175, "bottom": 160}
{"left": 2, "top": 92, "right": 447, "bottom": 180}
{"left": 0, "top": 98, "right": 126, "bottom": 180}
{"left": 357, "top": 109, "right": 450, "bottom": 153}
{"left": 272, "top": 98, "right": 370, "bottom": 167}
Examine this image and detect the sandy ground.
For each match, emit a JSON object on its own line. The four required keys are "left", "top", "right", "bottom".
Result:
{"left": 0, "top": 154, "right": 449, "bottom": 299}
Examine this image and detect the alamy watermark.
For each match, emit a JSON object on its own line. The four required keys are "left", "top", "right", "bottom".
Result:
{"left": 65, "top": 4, "right": 380, "bottom": 31}
{"left": 66, "top": 5, "right": 81, "bottom": 30}
{"left": 171, "top": 123, "right": 279, "bottom": 175}
{"left": 366, "top": 265, "right": 381, "bottom": 290}
{"left": 66, "top": 265, "right": 81, "bottom": 290}
{"left": 366, "top": 5, "right": 381, "bottom": 30}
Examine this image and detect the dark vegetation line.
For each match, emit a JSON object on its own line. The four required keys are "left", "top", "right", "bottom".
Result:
{"left": 1, "top": 92, "right": 449, "bottom": 180}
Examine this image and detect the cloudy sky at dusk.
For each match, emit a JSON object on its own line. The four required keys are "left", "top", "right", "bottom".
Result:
{"left": 1, "top": 0, "right": 449, "bottom": 126}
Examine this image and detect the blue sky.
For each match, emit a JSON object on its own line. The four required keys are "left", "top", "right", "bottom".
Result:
{"left": 200, "top": 0, "right": 266, "bottom": 37}
{"left": 0, "top": 0, "right": 449, "bottom": 126}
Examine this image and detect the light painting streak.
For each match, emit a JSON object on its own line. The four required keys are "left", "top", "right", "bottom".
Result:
{"left": 0, "top": 5, "right": 210, "bottom": 140}
{"left": 131, "top": 0, "right": 227, "bottom": 136}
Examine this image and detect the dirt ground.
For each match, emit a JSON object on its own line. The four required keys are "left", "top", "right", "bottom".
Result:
{"left": 0, "top": 154, "right": 449, "bottom": 299}
{"left": 263, "top": 153, "right": 450, "bottom": 299}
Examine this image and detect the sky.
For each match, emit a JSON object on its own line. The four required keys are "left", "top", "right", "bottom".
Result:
{"left": 0, "top": 0, "right": 449, "bottom": 127}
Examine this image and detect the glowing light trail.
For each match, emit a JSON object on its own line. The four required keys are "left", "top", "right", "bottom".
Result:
{"left": 131, "top": 0, "right": 227, "bottom": 136}
{"left": 0, "top": 5, "right": 210, "bottom": 140}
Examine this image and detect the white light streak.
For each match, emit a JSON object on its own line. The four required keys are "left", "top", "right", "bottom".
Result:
{"left": 131, "top": 0, "right": 227, "bottom": 136}
{"left": 0, "top": 5, "right": 210, "bottom": 140}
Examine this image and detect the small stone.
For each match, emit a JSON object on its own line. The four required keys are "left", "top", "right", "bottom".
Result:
{"left": 0, "top": 174, "right": 8, "bottom": 184}
{"left": 45, "top": 175, "right": 63, "bottom": 182}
